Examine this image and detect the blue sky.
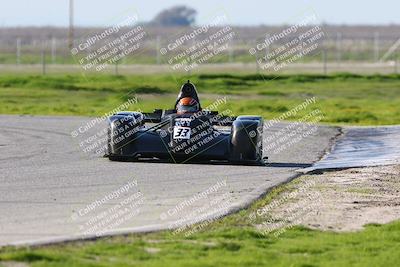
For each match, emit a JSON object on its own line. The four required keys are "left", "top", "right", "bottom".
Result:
{"left": 0, "top": 0, "right": 399, "bottom": 26}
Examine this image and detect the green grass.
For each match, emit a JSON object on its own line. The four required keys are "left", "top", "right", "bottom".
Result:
{"left": 1, "top": 177, "right": 399, "bottom": 267}
{"left": 1, "top": 73, "right": 400, "bottom": 125}
{"left": 1, "top": 73, "right": 399, "bottom": 266}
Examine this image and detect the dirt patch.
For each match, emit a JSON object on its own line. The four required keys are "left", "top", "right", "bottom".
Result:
{"left": 0, "top": 262, "right": 30, "bottom": 267}
{"left": 144, "top": 247, "right": 161, "bottom": 254}
{"left": 256, "top": 165, "right": 400, "bottom": 232}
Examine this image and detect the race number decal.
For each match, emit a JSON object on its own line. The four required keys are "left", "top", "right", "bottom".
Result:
{"left": 173, "top": 118, "right": 192, "bottom": 140}
{"left": 173, "top": 126, "right": 191, "bottom": 139}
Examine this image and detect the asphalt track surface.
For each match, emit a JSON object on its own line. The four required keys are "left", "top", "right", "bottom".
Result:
{"left": 0, "top": 115, "right": 338, "bottom": 246}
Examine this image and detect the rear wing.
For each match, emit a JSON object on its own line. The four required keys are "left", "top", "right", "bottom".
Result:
{"left": 143, "top": 109, "right": 164, "bottom": 123}
{"left": 213, "top": 115, "right": 236, "bottom": 126}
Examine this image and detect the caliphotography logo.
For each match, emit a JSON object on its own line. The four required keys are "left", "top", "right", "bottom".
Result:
{"left": 1, "top": 1, "right": 400, "bottom": 267}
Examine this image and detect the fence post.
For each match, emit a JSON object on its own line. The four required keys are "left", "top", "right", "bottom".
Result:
{"left": 16, "top": 38, "right": 21, "bottom": 65}
{"left": 336, "top": 32, "right": 342, "bottom": 65}
{"left": 228, "top": 39, "right": 234, "bottom": 63}
{"left": 398, "top": 54, "right": 400, "bottom": 74}
{"left": 115, "top": 60, "right": 119, "bottom": 75}
{"left": 41, "top": 43, "right": 46, "bottom": 75}
{"left": 156, "top": 36, "right": 161, "bottom": 64}
{"left": 265, "top": 34, "right": 270, "bottom": 61}
{"left": 322, "top": 49, "right": 327, "bottom": 75}
{"left": 51, "top": 37, "right": 56, "bottom": 64}
{"left": 374, "top": 32, "right": 380, "bottom": 62}
{"left": 254, "top": 39, "right": 260, "bottom": 74}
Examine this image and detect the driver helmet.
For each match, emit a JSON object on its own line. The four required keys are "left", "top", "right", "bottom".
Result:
{"left": 176, "top": 97, "right": 200, "bottom": 114}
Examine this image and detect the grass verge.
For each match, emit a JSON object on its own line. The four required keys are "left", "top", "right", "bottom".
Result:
{"left": 0, "top": 176, "right": 399, "bottom": 267}
{"left": 1, "top": 73, "right": 400, "bottom": 125}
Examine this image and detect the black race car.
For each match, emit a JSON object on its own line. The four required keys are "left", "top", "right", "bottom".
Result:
{"left": 106, "top": 81, "right": 265, "bottom": 164}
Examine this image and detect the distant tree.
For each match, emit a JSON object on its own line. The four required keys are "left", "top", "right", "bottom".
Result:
{"left": 151, "top": 6, "right": 197, "bottom": 27}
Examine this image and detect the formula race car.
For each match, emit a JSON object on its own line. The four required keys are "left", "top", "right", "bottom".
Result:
{"left": 106, "top": 81, "right": 265, "bottom": 164}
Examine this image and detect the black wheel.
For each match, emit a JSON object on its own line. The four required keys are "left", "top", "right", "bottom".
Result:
{"left": 229, "top": 116, "right": 263, "bottom": 164}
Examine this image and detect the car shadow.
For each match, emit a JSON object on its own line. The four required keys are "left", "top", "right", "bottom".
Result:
{"left": 106, "top": 155, "right": 312, "bottom": 168}
{"left": 265, "top": 162, "right": 312, "bottom": 168}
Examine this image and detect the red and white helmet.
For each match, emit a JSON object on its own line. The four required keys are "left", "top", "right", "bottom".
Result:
{"left": 176, "top": 97, "right": 200, "bottom": 114}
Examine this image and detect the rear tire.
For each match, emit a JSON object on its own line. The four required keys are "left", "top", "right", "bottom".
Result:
{"left": 229, "top": 116, "right": 263, "bottom": 164}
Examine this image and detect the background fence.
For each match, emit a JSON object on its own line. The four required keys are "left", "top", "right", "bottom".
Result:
{"left": 1, "top": 25, "right": 399, "bottom": 73}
